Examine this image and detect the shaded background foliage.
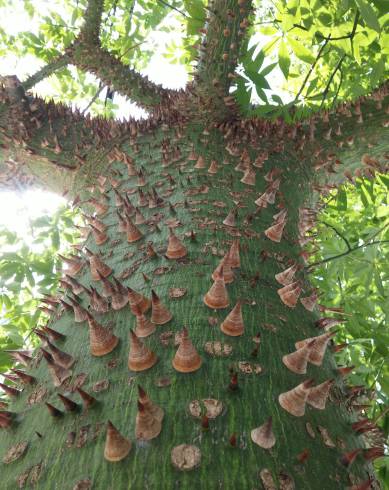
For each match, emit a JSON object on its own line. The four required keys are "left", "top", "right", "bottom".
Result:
{"left": 0, "top": 0, "right": 388, "bottom": 484}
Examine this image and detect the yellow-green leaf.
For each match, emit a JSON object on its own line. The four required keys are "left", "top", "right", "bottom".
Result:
{"left": 288, "top": 37, "right": 316, "bottom": 63}
{"left": 355, "top": 0, "right": 381, "bottom": 32}
{"left": 278, "top": 40, "right": 290, "bottom": 78}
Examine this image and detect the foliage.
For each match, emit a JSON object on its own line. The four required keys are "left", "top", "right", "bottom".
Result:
{"left": 237, "top": 0, "right": 389, "bottom": 118}
{"left": 310, "top": 175, "right": 389, "bottom": 483}
{"left": 0, "top": 205, "right": 79, "bottom": 373}
{"left": 0, "top": 0, "right": 387, "bottom": 118}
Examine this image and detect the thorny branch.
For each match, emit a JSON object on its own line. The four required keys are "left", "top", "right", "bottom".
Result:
{"left": 80, "top": 0, "right": 104, "bottom": 44}
{"left": 23, "top": 54, "right": 72, "bottom": 91}
{"left": 20, "top": 0, "right": 178, "bottom": 109}
{"left": 194, "top": 0, "right": 254, "bottom": 117}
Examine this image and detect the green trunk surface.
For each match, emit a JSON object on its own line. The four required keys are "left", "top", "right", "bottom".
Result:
{"left": 0, "top": 116, "right": 378, "bottom": 490}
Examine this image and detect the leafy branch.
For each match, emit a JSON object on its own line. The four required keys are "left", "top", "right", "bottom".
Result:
{"left": 321, "top": 221, "right": 351, "bottom": 251}
{"left": 307, "top": 222, "right": 389, "bottom": 269}
{"left": 316, "top": 11, "right": 360, "bottom": 41}
{"left": 292, "top": 10, "right": 360, "bottom": 104}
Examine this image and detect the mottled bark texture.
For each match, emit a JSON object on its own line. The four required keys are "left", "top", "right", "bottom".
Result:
{"left": 0, "top": 0, "right": 389, "bottom": 486}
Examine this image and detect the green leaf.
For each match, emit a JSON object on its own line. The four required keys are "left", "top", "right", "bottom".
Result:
{"left": 272, "top": 94, "right": 284, "bottom": 105}
{"left": 234, "top": 78, "right": 251, "bottom": 112}
{"left": 355, "top": 0, "right": 381, "bottom": 32}
{"left": 256, "top": 88, "right": 268, "bottom": 102}
{"left": 259, "top": 62, "right": 277, "bottom": 76}
{"left": 375, "top": 272, "right": 385, "bottom": 297}
{"left": 288, "top": 37, "right": 316, "bottom": 63}
{"left": 263, "top": 36, "right": 280, "bottom": 55}
{"left": 278, "top": 40, "right": 290, "bottom": 78}
{"left": 371, "top": 57, "right": 385, "bottom": 85}
{"left": 337, "top": 188, "right": 348, "bottom": 211}
{"left": 246, "top": 70, "right": 270, "bottom": 89}
{"left": 244, "top": 49, "right": 265, "bottom": 73}
{"left": 260, "top": 26, "right": 278, "bottom": 35}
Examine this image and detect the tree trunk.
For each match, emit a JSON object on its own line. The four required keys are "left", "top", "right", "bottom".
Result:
{"left": 1, "top": 82, "right": 388, "bottom": 489}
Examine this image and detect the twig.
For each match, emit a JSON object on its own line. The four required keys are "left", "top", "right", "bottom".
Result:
{"left": 294, "top": 37, "right": 330, "bottom": 103}
{"left": 128, "top": 0, "right": 136, "bottom": 25}
{"left": 307, "top": 238, "right": 389, "bottom": 269}
{"left": 373, "top": 405, "right": 389, "bottom": 424}
{"left": 118, "top": 41, "right": 145, "bottom": 61}
{"left": 157, "top": 0, "right": 188, "bottom": 18}
{"left": 321, "top": 221, "right": 351, "bottom": 251}
{"left": 320, "top": 54, "right": 345, "bottom": 108}
{"left": 81, "top": 82, "right": 105, "bottom": 114}
{"left": 332, "top": 67, "right": 343, "bottom": 108}
{"left": 254, "top": 20, "right": 279, "bottom": 25}
{"left": 368, "top": 360, "right": 384, "bottom": 391}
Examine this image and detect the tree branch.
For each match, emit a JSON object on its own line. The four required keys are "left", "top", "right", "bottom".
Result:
{"left": 309, "top": 80, "right": 389, "bottom": 190}
{"left": 320, "top": 221, "right": 352, "bottom": 251}
{"left": 23, "top": 54, "right": 72, "bottom": 90}
{"left": 71, "top": 41, "right": 179, "bottom": 108}
{"left": 0, "top": 76, "right": 120, "bottom": 193}
{"left": 70, "top": 0, "right": 180, "bottom": 109}
{"left": 294, "top": 37, "right": 331, "bottom": 103}
{"left": 193, "top": 0, "right": 254, "bottom": 118}
{"left": 320, "top": 54, "right": 345, "bottom": 108}
{"left": 79, "top": 0, "right": 104, "bottom": 45}
{"left": 16, "top": 0, "right": 182, "bottom": 112}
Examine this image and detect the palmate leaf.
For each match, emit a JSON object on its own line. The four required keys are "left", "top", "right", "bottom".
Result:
{"left": 354, "top": 0, "right": 381, "bottom": 32}
{"left": 278, "top": 40, "right": 290, "bottom": 78}
{"left": 288, "top": 36, "right": 316, "bottom": 63}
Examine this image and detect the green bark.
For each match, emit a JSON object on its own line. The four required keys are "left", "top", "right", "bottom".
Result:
{"left": 1, "top": 86, "right": 388, "bottom": 488}
{"left": 194, "top": 0, "right": 254, "bottom": 120}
